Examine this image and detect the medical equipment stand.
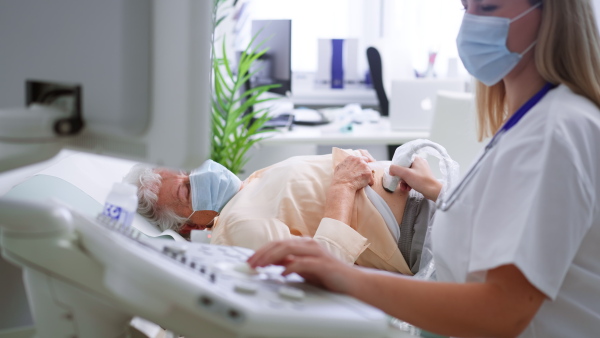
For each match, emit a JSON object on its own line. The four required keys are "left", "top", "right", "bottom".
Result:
{"left": 0, "top": 200, "right": 133, "bottom": 337}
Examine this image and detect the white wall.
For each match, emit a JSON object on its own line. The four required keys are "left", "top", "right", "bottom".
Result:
{"left": 241, "top": 0, "right": 600, "bottom": 90}
{"left": 245, "top": 0, "right": 466, "bottom": 82}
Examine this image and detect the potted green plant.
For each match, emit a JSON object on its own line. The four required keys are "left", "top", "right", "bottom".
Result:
{"left": 211, "top": 0, "right": 281, "bottom": 175}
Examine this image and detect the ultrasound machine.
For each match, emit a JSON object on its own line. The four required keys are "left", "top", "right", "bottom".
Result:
{"left": 0, "top": 1, "right": 418, "bottom": 337}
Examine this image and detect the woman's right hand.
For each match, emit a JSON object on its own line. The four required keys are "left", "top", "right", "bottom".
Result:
{"left": 390, "top": 157, "right": 442, "bottom": 201}
{"left": 247, "top": 238, "right": 359, "bottom": 294}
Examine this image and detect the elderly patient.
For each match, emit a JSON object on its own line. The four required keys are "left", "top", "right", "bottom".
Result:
{"left": 125, "top": 148, "right": 435, "bottom": 275}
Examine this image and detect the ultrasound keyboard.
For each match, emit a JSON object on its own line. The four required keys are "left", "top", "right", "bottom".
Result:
{"left": 80, "top": 209, "right": 393, "bottom": 338}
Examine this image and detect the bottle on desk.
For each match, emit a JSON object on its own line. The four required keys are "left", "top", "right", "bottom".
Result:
{"left": 100, "top": 182, "right": 138, "bottom": 230}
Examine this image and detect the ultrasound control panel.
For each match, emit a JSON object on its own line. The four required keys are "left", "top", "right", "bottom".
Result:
{"left": 79, "top": 210, "right": 393, "bottom": 338}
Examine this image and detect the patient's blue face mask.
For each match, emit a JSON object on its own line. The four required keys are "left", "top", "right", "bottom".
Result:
{"left": 188, "top": 160, "right": 241, "bottom": 214}
{"left": 456, "top": 3, "right": 541, "bottom": 86}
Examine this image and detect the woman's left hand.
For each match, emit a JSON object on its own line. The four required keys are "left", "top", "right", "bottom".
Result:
{"left": 390, "top": 157, "right": 442, "bottom": 201}
{"left": 247, "top": 238, "right": 358, "bottom": 293}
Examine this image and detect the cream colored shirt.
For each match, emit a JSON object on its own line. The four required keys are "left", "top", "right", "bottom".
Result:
{"left": 211, "top": 148, "right": 412, "bottom": 274}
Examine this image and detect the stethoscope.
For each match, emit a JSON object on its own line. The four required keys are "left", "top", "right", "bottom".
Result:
{"left": 437, "top": 82, "right": 557, "bottom": 212}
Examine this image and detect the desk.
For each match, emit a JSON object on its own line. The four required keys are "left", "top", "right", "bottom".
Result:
{"left": 260, "top": 117, "right": 428, "bottom": 145}
{"left": 291, "top": 72, "right": 378, "bottom": 107}
{"left": 291, "top": 86, "right": 378, "bottom": 107}
{"left": 242, "top": 117, "right": 429, "bottom": 178}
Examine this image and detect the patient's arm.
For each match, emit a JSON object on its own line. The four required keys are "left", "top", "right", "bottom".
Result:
{"left": 310, "top": 155, "right": 376, "bottom": 262}
{"left": 324, "top": 155, "right": 374, "bottom": 224}
{"left": 211, "top": 217, "right": 369, "bottom": 264}
{"left": 211, "top": 156, "right": 374, "bottom": 263}
{"left": 357, "top": 149, "right": 376, "bottom": 163}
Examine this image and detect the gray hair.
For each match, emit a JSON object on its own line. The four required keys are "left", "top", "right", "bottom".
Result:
{"left": 123, "top": 164, "right": 188, "bottom": 232}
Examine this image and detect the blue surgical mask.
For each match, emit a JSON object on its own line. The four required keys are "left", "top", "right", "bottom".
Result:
{"left": 189, "top": 160, "right": 241, "bottom": 213}
{"left": 456, "top": 3, "right": 541, "bottom": 86}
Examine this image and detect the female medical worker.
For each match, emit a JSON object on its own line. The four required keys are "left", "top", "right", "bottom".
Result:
{"left": 248, "top": 0, "right": 600, "bottom": 337}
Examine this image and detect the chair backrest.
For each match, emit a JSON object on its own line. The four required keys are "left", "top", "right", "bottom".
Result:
{"left": 428, "top": 90, "right": 486, "bottom": 178}
{"left": 366, "top": 47, "right": 389, "bottom": 116}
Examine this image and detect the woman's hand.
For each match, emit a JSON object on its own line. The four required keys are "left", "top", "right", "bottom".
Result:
{"left": 247, "top": 238, "right": 358, "bottom": 294}
{"left": 390, "top": 157, "right": 442, "bottom": 201}
{"left": 332, "top": 155, "right": 375, "bottom": 192}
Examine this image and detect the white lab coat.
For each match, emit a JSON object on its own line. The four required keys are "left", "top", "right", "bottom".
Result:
{"left": 432, "top": 85, "right": 600, "bottom": 337}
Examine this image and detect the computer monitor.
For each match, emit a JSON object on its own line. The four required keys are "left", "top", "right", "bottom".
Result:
{"left": 0, "top": 0, "right": 213, "bottom": 171}
{"left": 250, "top": 20, "right": 292, "bottom": 96}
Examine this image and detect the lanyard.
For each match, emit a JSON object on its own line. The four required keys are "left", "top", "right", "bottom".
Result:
{"left": 437, "top": 82, "right": 557, "bottom": 211}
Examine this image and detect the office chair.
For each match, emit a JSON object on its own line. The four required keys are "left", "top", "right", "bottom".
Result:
{"left": 366, "top": 47, "right": 389, "bottom": 116}
{"left": 428, "top": 90, "right": 486, "bottom": 178}
{"left": 367, "top": 47, "right": 398, "bottom": 159}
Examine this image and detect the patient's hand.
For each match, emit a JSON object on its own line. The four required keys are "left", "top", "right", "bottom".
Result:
{"left": 323, "top": 156, "right": 374, "bottom": 225}
{"left": 357, "top": 149, "right": 376, "bottom": 162}
{"left": 332, "top": 155, "right": 375, "bottom": 192}
{"left": 390, "top": 157, "right": 442, "bottom": 202}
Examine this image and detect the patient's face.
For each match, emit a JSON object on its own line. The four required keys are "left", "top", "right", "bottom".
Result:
{"left": 156, "top": 169, "right": 217, "bottom": 231}
{"left": 157, "top": 169, "right": 191, "bottom": 216}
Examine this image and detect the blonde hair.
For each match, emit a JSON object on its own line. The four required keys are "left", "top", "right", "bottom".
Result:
{"left": 475, "top": 0, "right": 600, "bottom": 140}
